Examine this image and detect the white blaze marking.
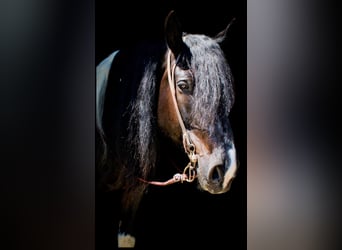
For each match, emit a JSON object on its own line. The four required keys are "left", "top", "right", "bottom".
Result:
{"left": 223, "top": 144, "right": 237, "bottom": 188}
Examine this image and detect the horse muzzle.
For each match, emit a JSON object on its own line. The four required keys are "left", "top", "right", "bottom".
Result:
{"left": 196, "top": 144, "right": 237, "bottom": 194}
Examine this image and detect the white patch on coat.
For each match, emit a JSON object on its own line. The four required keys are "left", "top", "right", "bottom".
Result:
{"left": 118, "top": 233, "right": 135, "bottom": 248}
{"left": 96, "top": 50, "right": 119, "bottom": 134}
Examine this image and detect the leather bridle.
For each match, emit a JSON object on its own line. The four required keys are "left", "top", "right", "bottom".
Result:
{"left": 138, "top": 49, "right": 198, "bottom": 186}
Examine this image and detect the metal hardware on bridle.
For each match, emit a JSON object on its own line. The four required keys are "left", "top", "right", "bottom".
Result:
{"left": 138, "top": 50, "right": 198, "bottom": 186}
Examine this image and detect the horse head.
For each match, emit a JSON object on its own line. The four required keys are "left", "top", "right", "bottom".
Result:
{"left": 158, "top": 11, "right": 237, "bottom": 194}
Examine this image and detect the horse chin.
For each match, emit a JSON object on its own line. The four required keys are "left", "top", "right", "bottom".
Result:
{"left": 197, "top": 176, "right": 232, "bottom": 194}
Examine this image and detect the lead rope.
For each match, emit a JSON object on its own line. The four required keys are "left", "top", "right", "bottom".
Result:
{"left": 138, "top": 50, "right": 197, "bottom": 186}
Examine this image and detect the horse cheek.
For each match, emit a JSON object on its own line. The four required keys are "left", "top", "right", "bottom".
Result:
{"left": 157, "top": 78, "right": 182, "bottom": 143}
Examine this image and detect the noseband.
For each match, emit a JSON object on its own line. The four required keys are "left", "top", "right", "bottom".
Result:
{"left": 138, "top": 50, "right": 198, "bottom": 186}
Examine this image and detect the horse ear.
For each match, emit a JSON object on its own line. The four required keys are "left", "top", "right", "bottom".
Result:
{"left": 164, "top": 10, "right": 184, "bottom": 57}
{"left": 214, "top": 17, "right": 236, "bottom": 43}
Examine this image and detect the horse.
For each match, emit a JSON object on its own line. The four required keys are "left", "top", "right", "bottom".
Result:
{"left": 96, "top": 10, "right": 238, "bottom": 248}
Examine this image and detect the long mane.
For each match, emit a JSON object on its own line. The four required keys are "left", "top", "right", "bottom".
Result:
{"left": 127, "top": 59, "right": 162, "bottom": 179}
{"left": 98, "top": 41, "right": 166, "bottom": 186}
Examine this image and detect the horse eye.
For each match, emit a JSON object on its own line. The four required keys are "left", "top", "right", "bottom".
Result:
{"left": 177, "top": 80, "right": 190, "bottom": 91}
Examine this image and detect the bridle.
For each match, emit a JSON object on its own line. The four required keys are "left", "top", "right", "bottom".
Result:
{"left": 138, "top": 49, "right": 198, "bottom": 186}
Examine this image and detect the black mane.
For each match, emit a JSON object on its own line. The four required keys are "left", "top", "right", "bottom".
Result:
{"left": 99, "top": 41, "right": 166, "bottom": 188}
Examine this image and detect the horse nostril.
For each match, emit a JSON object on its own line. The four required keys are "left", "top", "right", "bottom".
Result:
{"left": 209, "top": 165, "right": 224, "bottom": 183}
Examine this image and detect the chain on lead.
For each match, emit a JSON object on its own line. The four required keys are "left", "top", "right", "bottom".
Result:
{"left": 183, "top": 147, "right": 198, "bottom": 182}
{"left": 182, "top": 163, "right": 196, "bottom": 182}
{"left": 181, "top": 132, "right": 198, "bottom": 182}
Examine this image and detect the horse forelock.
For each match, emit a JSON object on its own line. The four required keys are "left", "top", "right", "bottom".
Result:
{"left": 183, "top": 34, "right": 235, "bottom": 136}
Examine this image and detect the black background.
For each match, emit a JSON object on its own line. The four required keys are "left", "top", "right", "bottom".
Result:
{"left": 96, "top": 0, "right": 246, "bottom": 249}
{"left": 2, "top": 0, "right": 342, "bottom": 250}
